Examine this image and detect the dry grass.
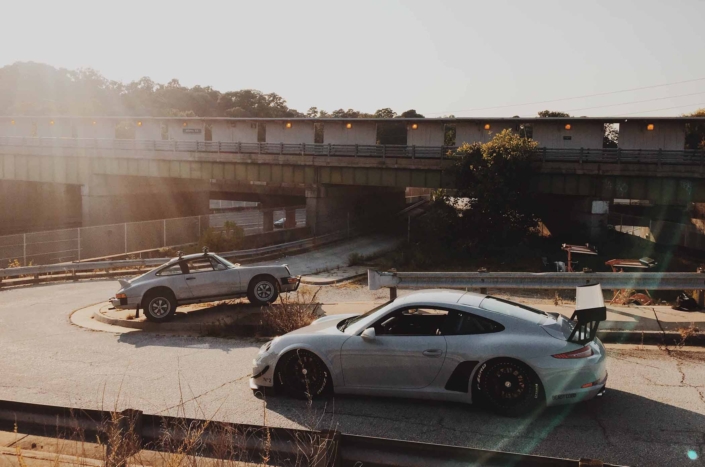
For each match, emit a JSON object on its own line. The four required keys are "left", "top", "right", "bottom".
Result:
{"left": 11, "top": 375, "right": 337, "bottom": 467}
{"left": 676, "top": 323, "right": 701, "bottom": 347}
{"left": 259, "top": 287, "right": 322, "bottom": 336}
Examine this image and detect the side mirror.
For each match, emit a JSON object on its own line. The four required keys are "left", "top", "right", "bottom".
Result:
{"left": 361, "top": 328, "right": 376, "bottom": 340}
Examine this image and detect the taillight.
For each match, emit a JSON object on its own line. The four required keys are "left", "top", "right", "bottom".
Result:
{"left": 116, "top": 293, "right": 127, "bottom": 299}
{"left": 552, "top": 345, "right": 593, "bottom": 359}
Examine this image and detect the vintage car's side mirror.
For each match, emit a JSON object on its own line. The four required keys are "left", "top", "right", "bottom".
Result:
{"left": 361, "top": 327, "right": 376, "bottom": 340}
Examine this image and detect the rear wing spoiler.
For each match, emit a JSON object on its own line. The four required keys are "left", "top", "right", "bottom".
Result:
{"left": 568, "top": 284, "right": 607, "bottom": 345}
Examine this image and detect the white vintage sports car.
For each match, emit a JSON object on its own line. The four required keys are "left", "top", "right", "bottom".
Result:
{"left": 251, "top": 287, "right": 608, "bottom": 416}
{"left": 109, "top": 251, "right": 300, "bottom": 322}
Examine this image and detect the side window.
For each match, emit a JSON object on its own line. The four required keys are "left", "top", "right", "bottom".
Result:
{"left": 157, "top": 263, "right": 183, "bottom": 276}
{"left": 375, "top": 307, "right": 449, "bottom": 336}
{"left": 185, "top": 258, "right": 215, "bottom": 273}
{"left": 447, "top": 312, "right": 505, "bottom": 335}
{"left": 209, "top": 257, "right": 227, "bottom": 271}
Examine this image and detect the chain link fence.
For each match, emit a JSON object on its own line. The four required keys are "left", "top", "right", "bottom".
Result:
{"left": 0, "top": 207, "right": 306, "bottom": 266}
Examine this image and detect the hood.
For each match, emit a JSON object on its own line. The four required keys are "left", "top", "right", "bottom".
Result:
{"left": 285, "top": 313, "right": 358, "bottom": 337}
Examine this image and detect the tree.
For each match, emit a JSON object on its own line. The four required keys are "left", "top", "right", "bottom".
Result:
{"left": 538, "top": 110, "right": 570, "bottom": 117}
{"left": 442, "top": 129, "right": 540, "bottom": 250}
{"left": 603, "top": 123, "right": 619, "bottom": 148}
{"left": 685, "top": 109, "right": 705, "bottom": 149}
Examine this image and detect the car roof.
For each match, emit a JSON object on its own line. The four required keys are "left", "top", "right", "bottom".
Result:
{"left": 167, "top": 252, "right": 217, "bottom": 263}
{"left": 395, "top": 289, "right": 486, "bottom": 307}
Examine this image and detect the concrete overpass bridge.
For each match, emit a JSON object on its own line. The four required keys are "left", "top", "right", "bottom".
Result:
{"left": 1, "top": 116, "right": 704, "bottom": 235}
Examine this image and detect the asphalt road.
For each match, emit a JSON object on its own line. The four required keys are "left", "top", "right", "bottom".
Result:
{"left": 1, "top": 281, "right": 704, "bottom": 467}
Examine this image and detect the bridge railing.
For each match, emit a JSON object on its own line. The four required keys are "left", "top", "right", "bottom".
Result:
{"left": 2, "top": 136, "right": 705, "bottom": 163}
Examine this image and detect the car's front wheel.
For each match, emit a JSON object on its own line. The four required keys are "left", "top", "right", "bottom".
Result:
{"left": 476, "top": 358, "right": 544, "bottom": 416}
{"left": 142, "top": 289, "right": 177, "bottom": 323}
{"left": 247, "top": 276, "right": 279, "bottom": 306}
{"left": 276, "top": 349, "right": 330, "bottom": 399}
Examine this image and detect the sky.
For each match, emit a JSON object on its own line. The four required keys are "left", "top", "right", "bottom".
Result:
{"left": 2, "top": 0, "right": 704, "bottom": 118}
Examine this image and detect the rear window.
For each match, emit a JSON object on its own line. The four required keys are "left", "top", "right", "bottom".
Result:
{"left": 479, "top": 297, "right": 548, "bottom": 322}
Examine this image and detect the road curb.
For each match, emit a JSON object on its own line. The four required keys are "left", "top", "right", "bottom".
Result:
{"left": 91, "top": 307, "right": 262, "bottom": 336}
{"left": 597, "top": 330, "right": 705, "bottom": 346}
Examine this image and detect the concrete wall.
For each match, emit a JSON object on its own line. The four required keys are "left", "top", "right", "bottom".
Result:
{"left": 532, "top": 121, "right": 604, "bottom": 149}
{"left": 266, "top": 121, "right": 315, "bottom": 144}
{"left": 324, "top": 121, "right": 377, "bottom": 144}
{"left": 73, "top": 119, "right": 116, "bottom": 139}
{"left": 210, "top": 121, "right": 259, "bottom": 143}
{"left": 167, "top": 119, "right": 205, "bottom": 141}
{"left": 305, "top": 185, "right": 406, "bottom": 235}
{"left": 407, "top": 122, "right": 445, "bottom": 146}
{"left": 0, "top": 180, "right": 82, "bottom": 235}
{"left": 81, "top": 175, "right": 211, "bottom": 226}
{"left": 135, "top": 120, "right": 162, "bottom": 140}
{"left": 455, "top": 122, "right": 518, "bottom": 145}
{"left": 619, "top": 121, "right": 686, "bottom": 150}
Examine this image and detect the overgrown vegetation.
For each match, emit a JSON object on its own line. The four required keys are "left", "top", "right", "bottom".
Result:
{"left": 347, "top": 252, "right": 367, "bottom": 266}
{"left": 259, "top": 287, "right": 321, "bottom": 336}
{"left": 197, "top": 221, "right": 244, "bottom": 253}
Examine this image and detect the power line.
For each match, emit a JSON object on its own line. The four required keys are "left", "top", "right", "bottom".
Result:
{"left": 560, "top": 91, "right": 705, "bottom": 113}
{"left": 616, "top": 102, "right": 705, "bottom": 116}
{"left": 425, "top": 77, "right": 705, "bottom": 116}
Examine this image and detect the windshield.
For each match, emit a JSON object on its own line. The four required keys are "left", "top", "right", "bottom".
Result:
{"left": 338, "top": 301, "right": 391, "bottom": 332}
{"left": 213, "top": 254, "right": 238, "bottom": 269}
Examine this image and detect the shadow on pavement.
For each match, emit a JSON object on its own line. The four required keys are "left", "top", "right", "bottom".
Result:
{"left": 261, "top": 388, "right": 704, "bottom": 467}
{"left": 116, "top": 331, "right": 262, "bottom": 353}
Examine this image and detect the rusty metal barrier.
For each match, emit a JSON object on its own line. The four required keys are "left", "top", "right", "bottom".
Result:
{"left": 0, "top": 399, "right": 622, "bottom": 467}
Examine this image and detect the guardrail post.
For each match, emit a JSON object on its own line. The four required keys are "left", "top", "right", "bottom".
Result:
{"left": 657, "top": 148, "right": 662, "bottom": 169}
{"left": 383, "top": 145, "right": 386, "bottom": 160}
{"left": 302, "top": 142, "right": 305, "bottom": 156}
{"left": 280, "top": 142, "right": 283, "bottom": 155}
{"left": 390, "top": 287, "right": 398, "bottom": 300}
{"left": 314, "top": 429, "right": 341, "bottom": 467}
{"left": 355, "top": 144, "right": 358, "bottom": 157}
{"left": 579, "top": 147, "right": 583, "bottom": 163}
{"left": 258, "top": 142, "right": 262, "bottom": 154}
{"left": 77, "top": 229, "right": 81, "bottom": 261}
{"left": 327, "top": 143, "right": 331, "bottom": 157}
{"left": 617, "top": 148, "right": 621, "bottom": 163}
{"left": 163, "top": 219, "right": 167, "bottom": 247}
{"left": 412, "top": 145, "right": 416, "bottom": 159}
{"left": 542, "top": 147, "right": 546, "bottom": 162}
{"left": 237, "top": 141, "right": 241, "bottom": 153}
{"left": 23, "top": 233, "right": 27, "bottom": 266}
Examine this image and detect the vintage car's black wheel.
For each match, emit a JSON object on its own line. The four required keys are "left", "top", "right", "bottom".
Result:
{"left": 276, "top": 349, "right": 330, "bottom": 399}
{"left": 247, "top": 276, "right": 279, "bottom": 306}
{"left": 476, "top": 359, "right": 544, "bottom": 416}
{"left": 142, "top": 289, "right": 177, "bottom": 323}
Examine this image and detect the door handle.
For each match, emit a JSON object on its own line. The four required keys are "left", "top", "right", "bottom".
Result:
{"left": 422, "top": 349, "right": 443, "bottom": 357}
{"left": 186, "top": 277, "right": 196, "bottom": 281}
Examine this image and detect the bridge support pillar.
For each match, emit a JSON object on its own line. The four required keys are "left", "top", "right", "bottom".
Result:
{"left": 81, "top": 175, "right": 211, "bottom": 227}
{"left": 285, "top": 207, "right": 297, "bottom": 229}
{"left": 537, "top": 195, "right": 610, "bottom": 240}
{"left": 305, "top": 185, "right": 406, "bottom": 236}
{"left": 262, "top": 210, "right": 274, "bottom": 232}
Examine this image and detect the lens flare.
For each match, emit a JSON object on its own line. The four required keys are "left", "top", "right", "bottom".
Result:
{"left": 688, "top": 450, "right": 698, "bottom": 460}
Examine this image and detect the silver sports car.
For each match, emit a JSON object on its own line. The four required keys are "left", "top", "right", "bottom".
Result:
{"left": 251, "top": 288, "right": 607, "bottom": 416}
{"left": 109, "top": 252, "right": 299, "bottom": 322}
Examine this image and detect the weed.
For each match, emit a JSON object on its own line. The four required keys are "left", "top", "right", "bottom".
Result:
{"left": 347, "top": 252, "right": 366, "bottom": 266}
{"left": 260, "top": 287, "right": 321, "bottom": 336}
{"left": 676, "top": 323, "right": 700, "bottom": 347}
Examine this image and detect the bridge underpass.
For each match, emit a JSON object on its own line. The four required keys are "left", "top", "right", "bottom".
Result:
{"left": 2, "top": 134, "right": 705, "bottom": 238}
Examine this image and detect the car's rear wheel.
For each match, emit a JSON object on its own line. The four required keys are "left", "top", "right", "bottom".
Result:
{"left": 142, "top": 289, "right": 177, "bottom": 323}
{"left": 476, "top": 359, "right": 544, "bottom": 416}
{"left": 247, "top": 276, "right": 279, "bottom": 306}
{"left": 276, "top": 349, "right": 330, "bottom": 399}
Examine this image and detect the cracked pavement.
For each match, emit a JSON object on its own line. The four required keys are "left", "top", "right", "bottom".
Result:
{"left": 0, "top": 281, "right": 704, "bottom": 466}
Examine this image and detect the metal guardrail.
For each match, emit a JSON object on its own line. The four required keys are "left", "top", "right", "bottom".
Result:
{"left": 0, "top": 231, "right": 348, "bottom": 282}
{"left": 368, "top": 269, "right": 705, "bottom": 291}
{"left": 2, "top": 136, "right": 704, "bottom": 165}
{"left": 0, "top": 399, "right": 621, "bottom": 467}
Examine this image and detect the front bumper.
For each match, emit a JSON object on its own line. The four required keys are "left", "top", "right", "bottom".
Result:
{"left": 251, "top": 341, "right": 278, "bottom": 389}
{"left": 280, "top": 276, "right": 301, "bottom": 293}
